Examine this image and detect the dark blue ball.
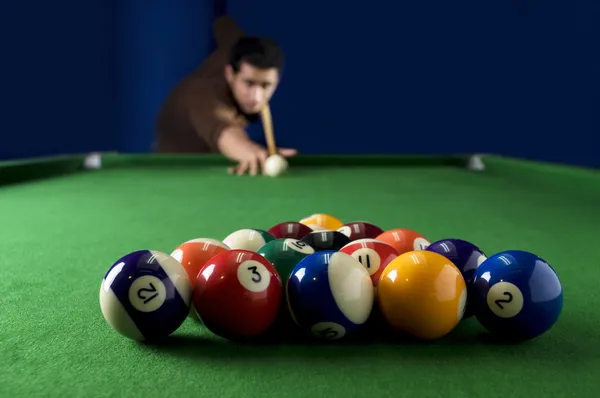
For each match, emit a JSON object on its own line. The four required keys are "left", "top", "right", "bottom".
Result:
{"left": 99, "top": 250, "right": 192, "bottom": 341}
{"left": 286, "top": 250, "right": 374, "bottom": 340}
{"left": 471, "top": 250, "right": 563, "bottom": 341}
{"left": 426, "top": 238, "right": 487, "bottom": 318}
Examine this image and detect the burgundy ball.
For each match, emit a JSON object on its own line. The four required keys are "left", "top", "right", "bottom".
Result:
{"left": 267, "top": 221, "right": 313, "bottom": 240}
{"left": 337, "top": 221, "right": 385, "bottom": 241}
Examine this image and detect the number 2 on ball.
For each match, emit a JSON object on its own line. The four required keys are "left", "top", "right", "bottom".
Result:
{"left": 494, "top": 291, "right": 513, "bottom": 309}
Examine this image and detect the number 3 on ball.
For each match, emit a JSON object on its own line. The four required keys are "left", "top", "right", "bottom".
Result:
{"left": 237, "top": 260, "right": 270, "bottom": 292}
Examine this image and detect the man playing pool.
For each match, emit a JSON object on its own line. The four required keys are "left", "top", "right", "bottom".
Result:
{"left": 156, "top": 16, "right": 297, "bottom": 176}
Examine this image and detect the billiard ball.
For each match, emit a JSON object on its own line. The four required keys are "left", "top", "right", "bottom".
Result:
{"left": 264, "top": 154, "right": 288, "bottom": 177}
{"left": 193, "top": 249, "right": 283, "bottom": 340}
{"left": 170, "top": 238, "right": 230, "bottom": 284}
{"left": 425, "top": 238, "right": 487, "bottom": 318}
{"left": 300, "top": 230, "right": 352, "bottom": 252}
{"left": 307, "top": 224, "right": 328, "bottom": 231}
{"left": 267, "top": 221, "right": 313, "bottom": 240}
{"left": 99, "top": 250, "right": 192, "bottom": 341}
{"left": 299, "top": 213, "right": 344, "bottom": 231}
{"left": 257, "top": 238, "right": 315, "bottom": 282}
{"left": 378, "top": 250, "right": 467, "bottom": 340}
{"left": 376, "top": 228, "right": 431, "bottom": 254}
{"left": 170, "top": 238, "right": 230, "bottom": 320}
{"left": 339, "top": 238, "right": 399, "bottom": 286}
{"left": 287, "top": 251, "right": 374, "bottom": 340}
{"left": 337, "top": 222, "right": 384, "bottom": 241}
{"left": 222, "top": 228, "right": 275, "bottom": 252}
{"left": 470, "top": 250, "right": 563, "bottom": 341}
{"left": 257, "top": 239, "right": 315, "bottom": 334}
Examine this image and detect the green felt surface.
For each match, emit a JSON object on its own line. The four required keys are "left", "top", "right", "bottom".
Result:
{"left": 1, "top": 154, "right": 599, "bottom": 397}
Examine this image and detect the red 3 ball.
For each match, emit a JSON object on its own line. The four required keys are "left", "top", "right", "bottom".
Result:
{"left": 340, "top": 238, "right": 399, "bottom": 286}
{"left": 193, "top": 250, "right": 283, "bottom": 341}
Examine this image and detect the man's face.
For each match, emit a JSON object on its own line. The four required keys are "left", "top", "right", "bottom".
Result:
{"left": 226, "top": 62, "right": 279, "bottom": 114}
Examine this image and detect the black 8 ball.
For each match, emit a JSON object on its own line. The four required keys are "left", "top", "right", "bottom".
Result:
{"left": 300, "top": 230, "right": 352, "bottom": 252}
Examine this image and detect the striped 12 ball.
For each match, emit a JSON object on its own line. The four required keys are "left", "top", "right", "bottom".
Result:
{"left": 339, "top": 238, "right": 399, "bottom": 286}
{"left": 471, "top": 250, "right": 563, "bottom": 341}
{"left": 287, "top": 250, "right": 374, "bottom": 340}
{"left": 223, "top": 228, "right": 275, "bottom": 252}
{"left": 99, "top": 250, "right": 192, "bottom": 341}
{"left": 193, "top": 249, "right": 283, "bottom": 341}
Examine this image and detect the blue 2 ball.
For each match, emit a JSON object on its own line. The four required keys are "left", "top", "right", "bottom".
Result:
{"left": 471, "top": 250, "right": 563, "bottom": 341}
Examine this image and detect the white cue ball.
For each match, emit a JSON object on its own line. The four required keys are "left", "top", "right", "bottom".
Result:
{"left": 264, "top": 154, "right": 288, "bottom": 177}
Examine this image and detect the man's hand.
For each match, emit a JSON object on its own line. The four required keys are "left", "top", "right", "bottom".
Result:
{"left": 218, "top": 127, "right": 297, "bottom": 175}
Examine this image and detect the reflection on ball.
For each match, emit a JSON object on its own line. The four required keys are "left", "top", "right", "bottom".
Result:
{"left": 377, "top": 250, "right": 466, "bottom": 340}
{"left": 264, "top": 154, "right": 288, "bottom": 177}
{"left": 99, "top": 250, "right": 192, "bottom": 341}
{"left": 287, "top": 251, "right": 374, "bottom": 340}
{"left": 471, "top": 250, "right": 563, "bottom": 341}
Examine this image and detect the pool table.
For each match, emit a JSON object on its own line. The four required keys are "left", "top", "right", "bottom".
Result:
{"left": 1, "top": 153, "right": 598, "bottom": 397}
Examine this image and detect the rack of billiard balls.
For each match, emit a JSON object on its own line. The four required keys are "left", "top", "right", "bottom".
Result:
{"left": 99, "top": 213, "right": 564, "bottom": 344}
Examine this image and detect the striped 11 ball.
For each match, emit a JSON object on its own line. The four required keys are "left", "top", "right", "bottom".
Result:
{"left": 339, "top": 238, "right": 399, "bottom": 286}
{"left": 193, "top": 249, "right": 283, "bottom": 341}
{"left": 286, "top": 250, "right": 374, "bottom": 340}
{"left": 470, "top": 250, "right": 563, "bottom": 341}
{"left": 99, "top": 250, "right": 192, "bottom": 341}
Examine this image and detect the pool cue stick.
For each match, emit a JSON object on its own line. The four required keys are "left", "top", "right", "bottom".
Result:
{"left": 260, "top": 104, "right": 277, "bottom": 156}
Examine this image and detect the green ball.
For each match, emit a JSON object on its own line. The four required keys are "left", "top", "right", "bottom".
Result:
{"left": 223, "top": 228, "right": 275, "bottom": 252}
{"left": 257, "top": 238, "right": 315, "bottom": 281}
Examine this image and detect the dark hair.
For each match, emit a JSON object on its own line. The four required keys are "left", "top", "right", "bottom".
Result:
{"left": 228, "top": 36, "right": 284, "bottom": 73}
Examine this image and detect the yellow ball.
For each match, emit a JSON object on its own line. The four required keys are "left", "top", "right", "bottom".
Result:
{"left": 377, "top": 250, "right": 467, "bottom": 340}
{"left": 299, "top": 213, "right": 344, "bottom": 231}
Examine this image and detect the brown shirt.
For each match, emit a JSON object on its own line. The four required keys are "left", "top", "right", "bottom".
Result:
{"left": 155, "top": 17, "right": 253, "bottom": 153}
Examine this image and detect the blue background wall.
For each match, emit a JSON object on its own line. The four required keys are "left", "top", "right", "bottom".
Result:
{"left": 0, "top": 0, "right": 118, "bottom": 160}
{"left": 1, "top": 0, "right": 598, "bottom": 166}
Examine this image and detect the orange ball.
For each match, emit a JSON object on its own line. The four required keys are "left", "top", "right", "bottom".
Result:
{"left": 299, "top": 213, "right": 344, "bottom": 231}
{"left": 170, "top": 238, "right": 230, "bottom": 319}
{"left": 170, "top": 238, "right": 230, "bottom": 283}
{"left": 376, "top": 228, "right": 431, "bottom": 254}
{"left": 377, "top": 250, "right": 467, "bottom": 340}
